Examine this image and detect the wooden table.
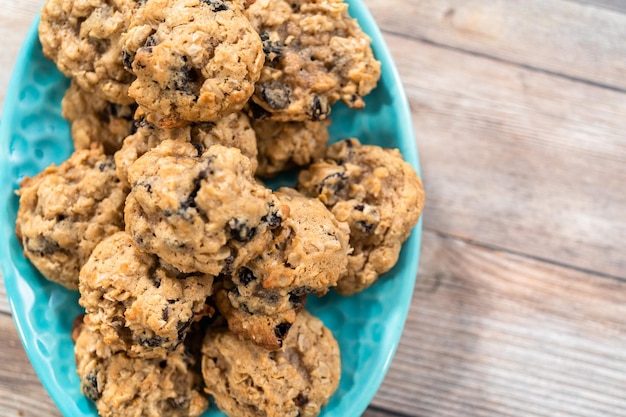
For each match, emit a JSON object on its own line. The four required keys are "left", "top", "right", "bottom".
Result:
{"left": 3, "top": 0, "right": 626, "bottom": 416}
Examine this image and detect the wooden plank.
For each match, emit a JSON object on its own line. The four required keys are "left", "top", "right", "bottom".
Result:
{"left": 362, "top": 0, "right": 626, "bottom": 90}
{"left": 363, "top": 407, "right": 406, "bottom": 417}
{"left": 4, "top": 231, "right": 626, "bottom": 417}
{"left": 0, "top": 313, "right": 61, "bottom": 417}
{"left": 380, "top": 32, "right": 626, "bottom": 279}
{"left": 369, "top": 230, "right": 626, "bottom": 417}
{"left": 0, "top": 0, "right": 41, "bottom": 117}
{"left": 0, "top": 275, "right": 8, "bottom": 316}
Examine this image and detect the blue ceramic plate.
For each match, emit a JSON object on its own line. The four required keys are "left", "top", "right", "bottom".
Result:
{"left": 0, "top": 2, "right": 422, "bottom": 416}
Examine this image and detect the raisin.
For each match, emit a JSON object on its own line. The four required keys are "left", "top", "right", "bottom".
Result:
{"left": 191, "top": 142, "right": 204, "bottom": 156}
{"left": 261, "top": 204, "right": 282, "bottom": 228}
{"left": 260, "top": 33, "right": 284, "bottom": 62}
{"left": 25, "top": 236, "right": 63, "bottom": 256}
{"left": 180, "top": 162, "right": 212, "bottom": 211}
{"left": 228, "top": 218, "right": 257, "bottom": 242}
{"left": 194, "top": 122, "right": 216, "bottom": 131}
{"left": 176, "top": 271, "right": 204, "bottom": 279}
{"left": 82, "top": 372, "right": 101, "bottom": 402}
{"left": 261, "top": 83, "right": 291, "bottom": 109}
{"left": 201, "top": 0, "right": 230, "bottom": 11}
{"left": 140, "top": 181, "right": 152, "bottom": 193}
{"left": 139, "top": 335, "right": 165, "bottom": 348}
{"left": 290, "top": 286, "right": 316, "bottom": 296}
{"left": 274, "top": 322, "right": 292, "bottom": 345}
{"left": 240, "top": 302, "right": 251, "bottom": 314}
{"left": 162, "top": 306, "right": 169, "bottom": 321}
{"left": 309, "top": 95, "right": 330, "bottom": 121}
{"left": 134, "top": 116, "right": 149, "bottom": 130}
{"left": 183, "top": 64, "right": 199, "bottom": 84}
{"left": 318, "top": 171, "right": 348, "bottom": 196}
{"left": 294, "top": 393, "right": 309, "bottom": 406}
{"left": 96, "top": 158, "right": 115, "bottom": 172}
{"left": 238, "top": 267, "right": 257, "bottom": 286}
{"left": 223, "top": 254, "right": 235, "bottom": 268}
{"left": 247, "top": 100, "right": 271, "bottom": 119}
{"left": 344, "top": 138, "right": 358, "bottom": 148}
{"left": 174, "top": 65, "right": 198, "bottom": 94}
{"left": 177, "top": 318, "right": 193, "bottom": 340}
{"left": 288, "top": 292, "right": 305, "bottom": 310}
{"left": 144, "top": 34, "right": 158, "bottom": 47}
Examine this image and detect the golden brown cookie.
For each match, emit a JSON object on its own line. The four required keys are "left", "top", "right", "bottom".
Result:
{"left": 201, "top": 310, "right": 341, "bottom": 417}
{"left": 62, "top": 80, "right": 137, "bottom": 154}
{"left": 74, "top": 318, "right": 208, "bottom": 417}
{"left": 124, "top": 140, "right": 286, "bottom": 275}
{"left": 15, "top": 145, "right": 127, "bottom": 290}
{"left": 245, "top": 0, "right": 381, "bottom": 121}
{"left": 213, "top": 187, "right": 350, "bottom": 350}
{"left": 243, "top": 187, "right": 350, "bottom": 292}
{"left": 114, "top": 111, "right": 258, "bottom": 187}
{"left": 213, "top": 283, "right": 303, "bottom": 351}
{"left": 38, "top": 0, "right": 138, "bottom": 104}
{"left": 122, "top": 0, "right": 264, "bottom": 123}
{"left": 79, "top": 232, "right": 214, "bottom": 358}
{"left": 298, "top": 138, "right": 425, "bottom": 295}
{"left": 252, "top": 119, "right": 330, "bottom": 177}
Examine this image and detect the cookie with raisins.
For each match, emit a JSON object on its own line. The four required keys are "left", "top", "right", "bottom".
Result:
{"left": 298, "top": 138, "right": 425, "bottom": 295}
{"left": 201, "top": 310, "right": 340, "bottom": 417}
{"left": 15, "top": 145, "right": 127, "bottom": 289}
{"left": 122, "top": 0, "right": 264, "bottom": 123}
{"left": 245, "top": 0, "right": 381, "bottom": 121}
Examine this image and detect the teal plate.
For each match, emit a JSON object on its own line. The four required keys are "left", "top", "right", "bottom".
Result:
{"left": 0, "top": 1, "right": 422, "bottom": 416}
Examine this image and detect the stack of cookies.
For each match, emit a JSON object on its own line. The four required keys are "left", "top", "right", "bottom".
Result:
{"left": 15, "top": 0, "right": 426, "bottom": 416}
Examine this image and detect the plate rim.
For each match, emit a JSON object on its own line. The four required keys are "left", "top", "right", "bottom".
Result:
{"left": 0, "top": 1, "right": 423, "bottom": 416}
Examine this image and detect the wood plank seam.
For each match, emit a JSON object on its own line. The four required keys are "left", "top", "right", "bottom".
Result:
{"left": 367, "top": 405, "right": 414, "bottom": 417}
{"left": 378, "top": 28, "right": 626, "bottom": 95}
{"left": 425, "top": 228, "right": 626, "bottom": 284}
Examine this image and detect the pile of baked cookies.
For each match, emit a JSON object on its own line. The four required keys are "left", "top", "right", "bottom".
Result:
{"left": 15, "top": 0, "right": 425, "bottom": 416}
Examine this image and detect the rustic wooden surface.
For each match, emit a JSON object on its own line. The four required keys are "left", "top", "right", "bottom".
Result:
{"left": 2, "top": 0, "right": 626, "bottom": 416}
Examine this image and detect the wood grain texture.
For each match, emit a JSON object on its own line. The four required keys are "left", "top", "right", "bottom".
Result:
{"left": 363, "top": 0, "right": 626, "bottom": 90}
{"left": 3, "top": 230, "right": 626, "bottom": 417}
{"left": 369, "top": 230, "right": 626, "bottom": 417}
{"left": 0, "top": 277, "right": 8, "bottom": 316}
{"left": 0, "top": 0, "right": 41, "bottom": 117}
{"left": 2, "top": 1, "right": 626, "bottom": 417}
{"left": 570, "top": 0, "right": 626, "bottom": 14}
{"left": 386, "top": 31, "right": 626, "bottom": 279}
{"left": 0, "top": 313, "right": 61, "bottom": 417}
